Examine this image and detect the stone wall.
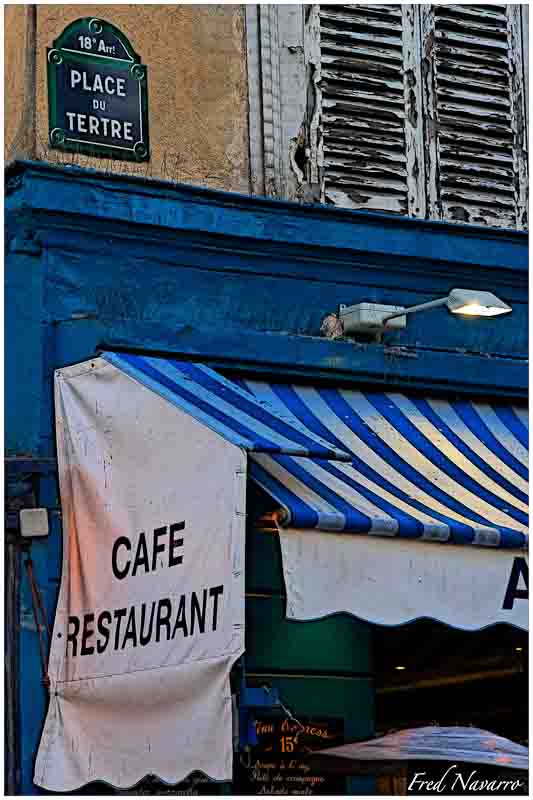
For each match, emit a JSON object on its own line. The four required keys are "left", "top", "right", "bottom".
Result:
{"left": 5, "top": 4, "right": 250, "bottom": 193}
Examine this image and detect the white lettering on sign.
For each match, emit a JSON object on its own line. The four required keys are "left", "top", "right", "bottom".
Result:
{"left": 70, "top": 68, "right": 126, "bottom": 96}
{"left": 98, "top": 39, "right": 116, "bottom": 54}
{"left": 77, "top": 113, "right": 87, "bottom": 133}
{"left": 65, "top": 112, "right": 134, "bottom": 141}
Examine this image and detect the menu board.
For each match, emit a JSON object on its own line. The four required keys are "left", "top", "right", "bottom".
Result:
{"left": 236, "top": 715, "right": 345, "bottom": 795}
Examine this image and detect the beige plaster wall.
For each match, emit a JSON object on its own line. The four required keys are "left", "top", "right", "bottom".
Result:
{"left": 6, "top": 4, "right": 251, "bottom": 193}
{"left": 5, "top": 4, "right": 36, "bottom": 162}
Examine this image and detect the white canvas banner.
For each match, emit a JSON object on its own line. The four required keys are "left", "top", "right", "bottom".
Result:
{"left": 279, "top": 529, "right": 528, "bottom": 631}
{"left": 35, "top": 358, "right": 246, "bottom": 792}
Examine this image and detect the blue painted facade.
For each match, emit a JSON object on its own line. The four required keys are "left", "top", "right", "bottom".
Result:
{"left": 5, "top": 161, "right": 528, "bottom": 794}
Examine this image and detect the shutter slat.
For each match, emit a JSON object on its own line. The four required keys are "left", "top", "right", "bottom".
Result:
{"left": 434, "top": 16, "right": 509, "bottom": 42}
{"left": 323, "top": 114, "right": 404, "bottom": 136}
{"left": 442, "top": 202, "right": 516, "bottom": 227}
{"left": 323, "top": 160, "right": 408, "bottom": 182}
{"left": 320, "top": 27, "right": 404, "bottom": 50}
{"left": 440, "top": 6, "right": 508, "bottom": 23}
{"left": 343, "top": 5, "right": 403, "bottom": 17}
{"left": 324, "top": 131, "right": 406, "bottom": 150}
{"left": 320, "top": 9, "right": 403, "bottom": 31}
{"left": 438, "top": 118, "right": 513, "bottom": 140}
{"left": 440, "top": 187, "right": 515, "bottom": 209}
{"left": 434, "top": 29, "right": 509, "bottom": 52}
{"left": 321, "top": 45, "right": 403, "bottom": 66}
{"left": 440, "top": 158, "right": 514, "bottom": 179}
{"left": 435, "top": 59, "right": 511, "bottom": 81}
{"left": 324, "top": 142, "right": 407, "bottom": 165}
{"left": 436, "top": 86, "right": 511, "bottom": 109}
{"left": 322, "top": 86, "right": 404, "bottom": 108}
{"left": 437, "top": 74, "right": 512, "bottom": 98}
{"left": 325, "top": 189, "right": 407, "bottom": 213}
{"left": 320, "top": 4, "right": 410, "bottom": 213}
{"left": 437, "top": 104, "right": 511, "bottom": 125}
{"left": 440, "top": 144, "right": 514, "bottom": 164}
{"left": 434, "top": 43, "right": 509, "bottom": 68}
{"left": 441, "top": 175, "right": 516, "bottom": 195}
{"left": 321, "top": 68, "right": 404, "bottom": 93}
{"left": 438, "top": 130, "right": 514, "bottom": 151}
{"left": 326, "top": 175, "right": 407, "bottom": 193}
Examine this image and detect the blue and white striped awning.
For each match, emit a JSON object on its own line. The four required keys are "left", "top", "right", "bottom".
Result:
{"left": 244, "top": 381, "right": 528, "bottom": 550}
{"left": 103, "top": 352, "right": 348, "bottom": 460}
{"left": 103, "top": 353, "right": 528, "bottom": 550}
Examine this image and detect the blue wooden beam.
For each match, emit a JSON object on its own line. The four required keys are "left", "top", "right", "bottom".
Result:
{"left": 47, "top": 318, "right": 527, "bottom": 399}
{"left": 6, "top": 160, "right": 528, "bottom": 273}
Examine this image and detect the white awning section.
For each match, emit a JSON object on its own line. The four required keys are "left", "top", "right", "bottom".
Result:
{"left": 276, "top": 530, "right": 527, "bottom": 631}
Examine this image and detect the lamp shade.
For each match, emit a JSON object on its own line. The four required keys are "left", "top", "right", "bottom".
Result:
{"left": 447, "top": 289, "right": 511, "bottom": 317}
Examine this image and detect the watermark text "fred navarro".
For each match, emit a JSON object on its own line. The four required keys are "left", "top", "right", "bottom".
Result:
{"left": 408, "top": 765, "right": 525, "bottom": 794}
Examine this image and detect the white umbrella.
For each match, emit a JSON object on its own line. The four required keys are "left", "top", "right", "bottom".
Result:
{"left": 306, "top": 726, "right": 528, "bottom": 776}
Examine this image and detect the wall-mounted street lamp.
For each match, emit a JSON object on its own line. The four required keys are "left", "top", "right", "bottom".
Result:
{"left": 324, "top": 289, "right": 512, "bottom": 340}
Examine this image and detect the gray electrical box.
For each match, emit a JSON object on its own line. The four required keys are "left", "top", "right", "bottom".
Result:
{"left": 339, "top": 302, "right": 406, "bottom": 334}
{"left": 19, "top": 508, "right": 49, "bottom": 538}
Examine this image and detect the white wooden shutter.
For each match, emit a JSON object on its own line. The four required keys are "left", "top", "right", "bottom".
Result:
{"left": 248, "top": 5, "right": 527, "bottom": 227}
{"left": 318, "top": 4, "right": 425, "bottom": 216}
{"left": 421, "top": 4, "right": 528, "bottom": 229}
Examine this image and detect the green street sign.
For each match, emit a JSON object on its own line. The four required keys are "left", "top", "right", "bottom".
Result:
{"left": 47, "top": 18, "right": 150, "bottom": 161}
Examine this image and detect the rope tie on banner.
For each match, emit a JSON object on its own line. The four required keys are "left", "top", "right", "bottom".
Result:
{"left": 261, "top": 686, "right": 306, "bottom": 738}
{"left": 24, "top": 557, "right": 52, "bottom": 689}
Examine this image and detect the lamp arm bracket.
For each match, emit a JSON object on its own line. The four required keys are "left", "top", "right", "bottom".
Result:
{"left": 383, "top": 296, "right": 448, "bottom": 324}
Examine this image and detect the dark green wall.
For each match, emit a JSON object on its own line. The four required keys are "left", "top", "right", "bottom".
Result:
{"left": 245, "top": 522, "right": 374, "bottom": 793}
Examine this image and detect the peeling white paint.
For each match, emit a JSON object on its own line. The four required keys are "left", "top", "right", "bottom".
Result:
{"left": 315, "top": 3, "right": 527, "bottom": 228}
{"left": 304, "top": 5, "right": 322, "bottom": 189}
{"left": 317, "top": 4, "right": 411, "bottom": 214}
{"left": 421, "top": 3, "right": 526, "bottom": 229}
